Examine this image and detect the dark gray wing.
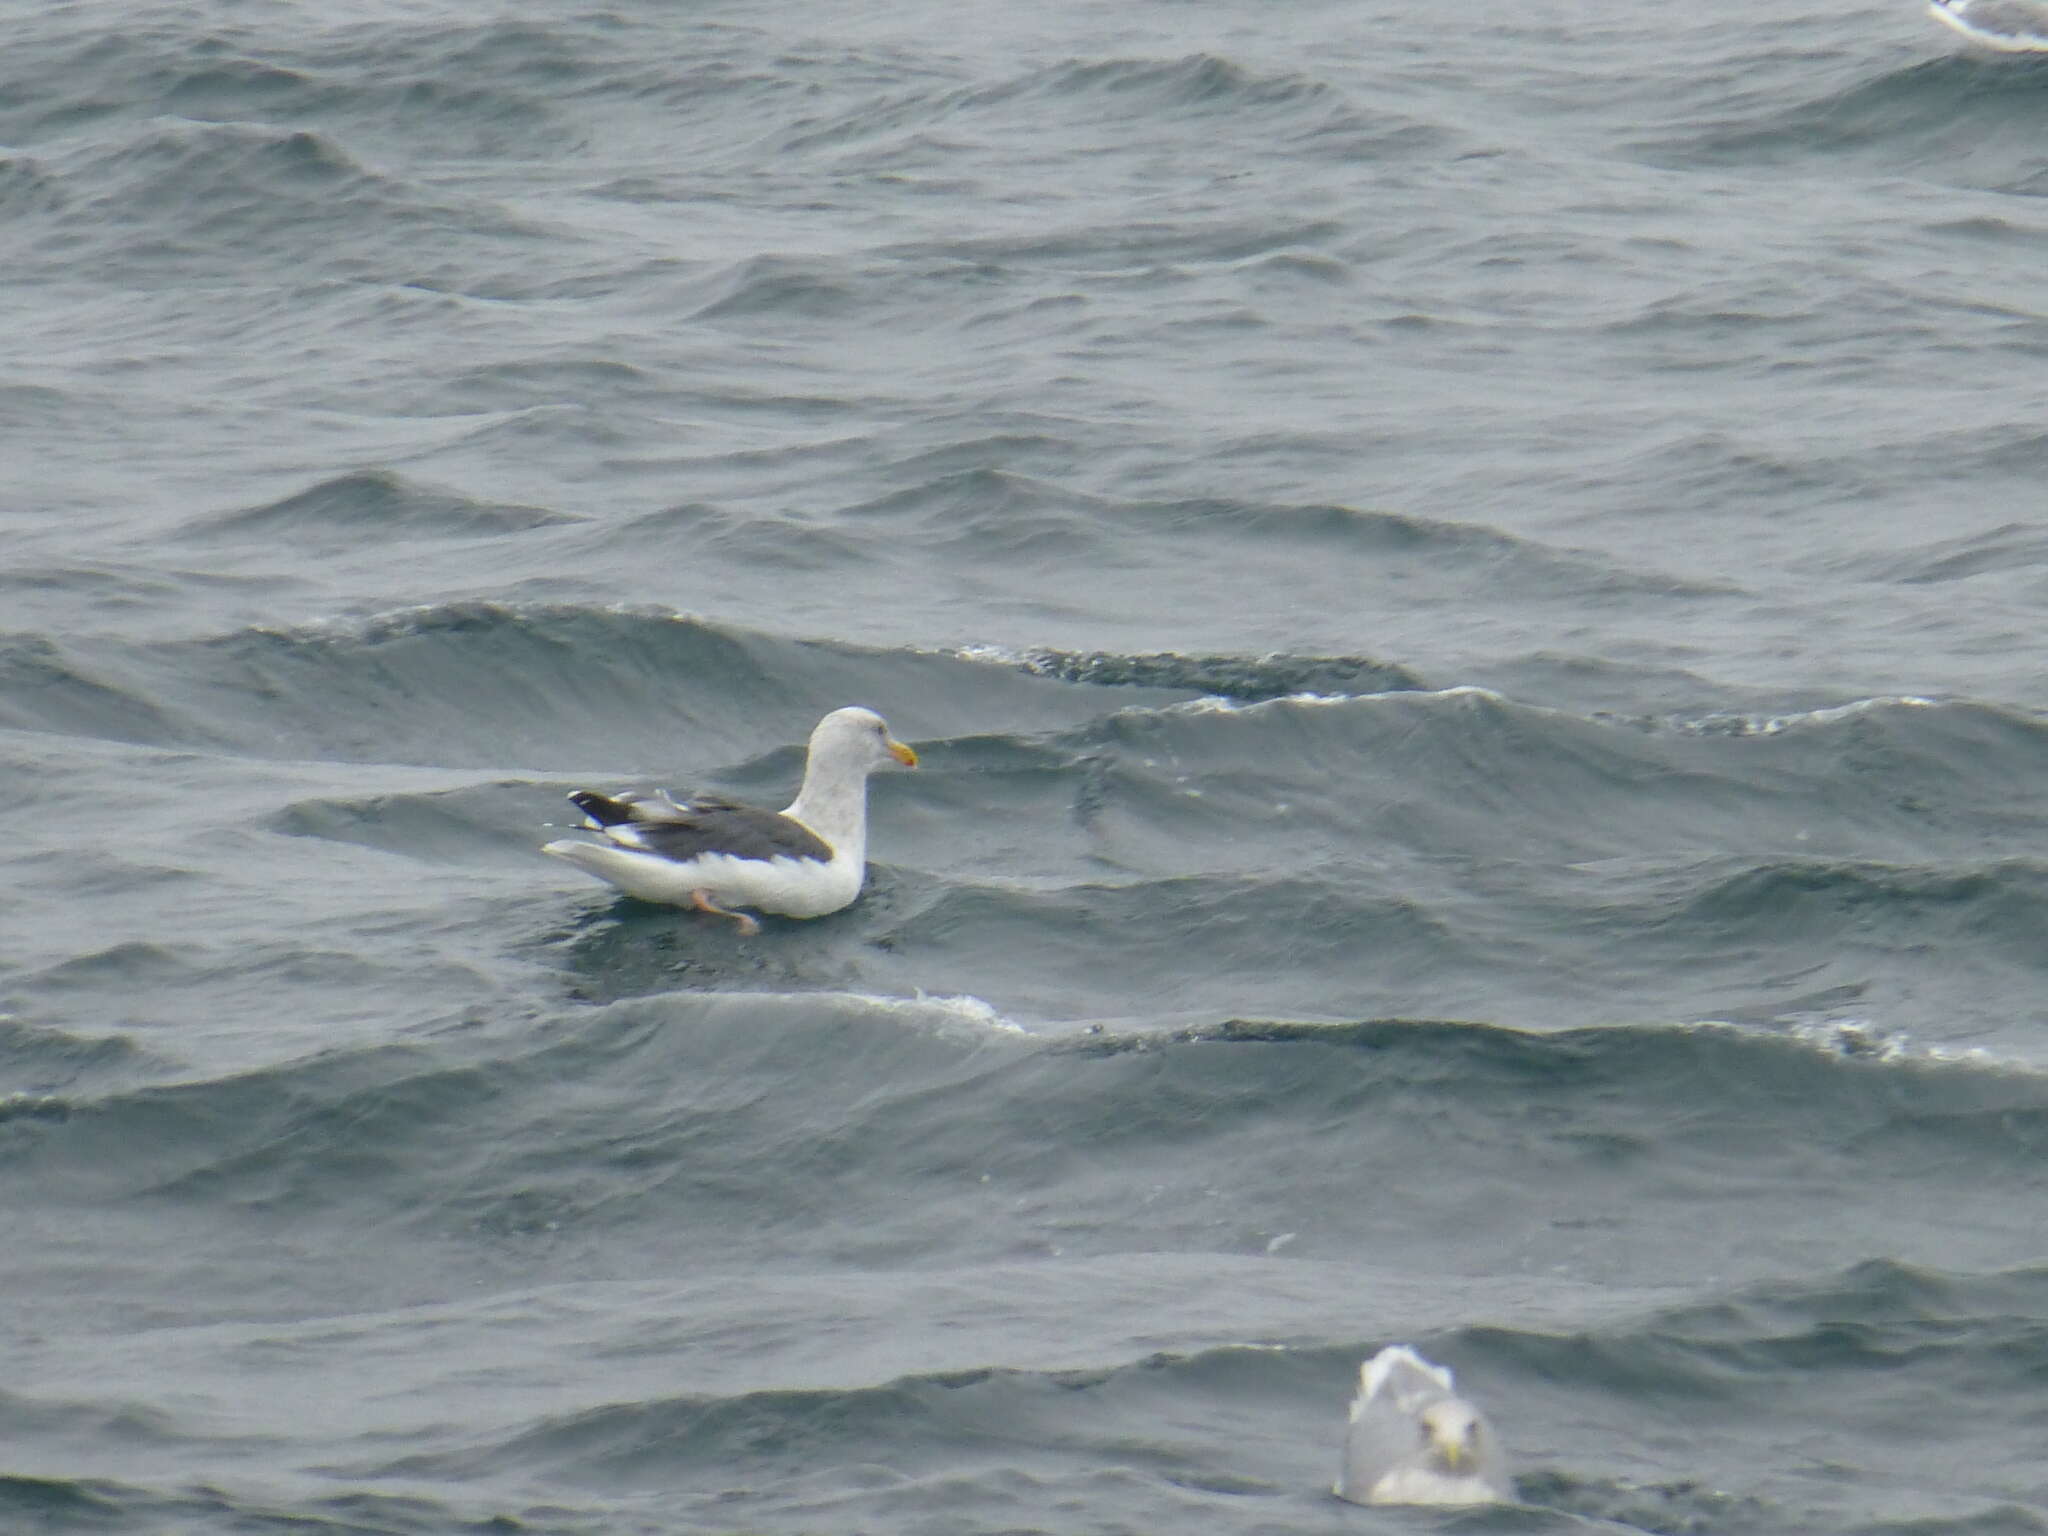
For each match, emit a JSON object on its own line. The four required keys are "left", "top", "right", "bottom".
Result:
{"left": 605, "top": 794, "right": 832, "bottom": 864}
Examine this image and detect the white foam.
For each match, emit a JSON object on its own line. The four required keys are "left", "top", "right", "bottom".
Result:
{"left": 1680, "top": 1015, "right": 2007, "bottom": 1071}
{"left": 1162, "top": 690, "right": 1355, "bottom": 715}
{"left": 950, "top": 642, "right": 1032, "bottom": 667}
{"left": 1928, "top": 0, "right": 2048, "bottom": 50}
{"left": 845, "top": 989, "right": 1030, "bottom": 1037}
{"left": 1666, "top": 695, "right": 1938, "bottom": 738}
{"left": 1147, "top": 683, "right": 1507, "bottom": 719}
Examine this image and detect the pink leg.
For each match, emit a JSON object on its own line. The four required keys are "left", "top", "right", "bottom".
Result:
{"left": 691, "top": 889, "right": 761, "bottom": 937}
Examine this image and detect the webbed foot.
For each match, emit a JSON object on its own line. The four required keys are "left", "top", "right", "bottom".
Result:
{"left": 691, "top": 889, "right": 761, "bottom": 938}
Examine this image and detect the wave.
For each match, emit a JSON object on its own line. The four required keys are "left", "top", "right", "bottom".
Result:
{"left": 0, "top": 1477, "right": 137, "bottom": 1527}
{"left": 0, "top": 1474, "right": 507, "bottom": 1536}
{"left": 270, "top": 778, "right": 564, "bottom": 869}
{"left": 1639, "top": 52, "right": 2048, "bottom": 194}
{"left": 1671, "top": 855, "right": 2048, "bottom": 951}
{"left": 297, "top": 1250, "right": 2048, "bottom": 1530}
{"left": 827, "top": 471, "right": 1719, "bottom": 600}
{"left": 181, "top": 471, "right": 582, "bottom": 547}
{"left": 1851, "top": 517, "right": 2048, "bottom": 586}
{"left": 9, "top": 618, "right": 2047, "bottom": 1048}
{"left": 1475, "top": 1256, "right": 2048, "bottom": 1531}
{"left": 8, "top": 987, "right": 2048, "bottom": 1530}
{"left": 953, "top": 644, "right": 1425, "bottom": 701}
{"left": 768, "top": 52, "right": 1448, "bottom": 171}
{"left": 15, "top": 997, "right": 2048, "bottom": 1267}
{"left": 0, "top": 604, "right": 1192, "bottom": 764}
{"left": 9, "top": 114, "right": 544, "bottom": 289}
{"left": 0, "top": 153, "right": 65, "bottom": 217}
{"left": 0, "top": 1016, "right": 160, "bottom": 1103}
{"left": 13, "top": 623, "right": 2040, "bottom": 1039}
{"left": 0, "top": 562, "right": 279, "bottom": 631}
{"left": 0, "top": 13, "right": 601, "bottom": 162}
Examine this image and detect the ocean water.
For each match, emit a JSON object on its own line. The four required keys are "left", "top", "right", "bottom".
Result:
{"left": 5, "top": 0, "right": 2048, "bottom": 1530}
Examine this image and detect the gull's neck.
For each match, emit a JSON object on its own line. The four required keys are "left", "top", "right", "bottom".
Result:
{"left": 783, "top": 749, "right": 871, "bottom": 862}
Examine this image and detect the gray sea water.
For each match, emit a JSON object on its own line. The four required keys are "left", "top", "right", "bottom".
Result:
{"left": 6, "top": 0, "right": 2048, "bottom": 1531}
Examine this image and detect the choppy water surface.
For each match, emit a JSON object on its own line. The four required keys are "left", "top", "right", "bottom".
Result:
{"left": 5, "top": 0, "right": 2048, "bottom": 1531}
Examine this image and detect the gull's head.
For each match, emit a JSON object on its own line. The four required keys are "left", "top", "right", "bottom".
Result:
{"left": 1419, "top": 1400, "right": 1483, "bottom": 1473}
{"left": 812, "top": 706, "right": 919, "bottom": 772}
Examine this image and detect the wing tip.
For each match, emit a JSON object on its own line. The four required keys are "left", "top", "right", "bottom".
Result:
{"left": 1361, "top": 1343, "right": 1454, "bottom": 1401}
{"left": 566, "top": 789, "right": 634, "bottom": 828}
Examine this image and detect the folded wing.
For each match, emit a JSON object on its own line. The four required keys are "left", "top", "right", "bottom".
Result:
{"left": 586, "top": 793, "right": 834, "bottom": 865}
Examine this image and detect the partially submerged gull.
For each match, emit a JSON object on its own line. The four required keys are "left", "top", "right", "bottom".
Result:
{"left": 1335, "top": 1345, "right": 1514, "bottom": 1507}
{"left": 542, "top": 705, "right": 918, "bottom": 935}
